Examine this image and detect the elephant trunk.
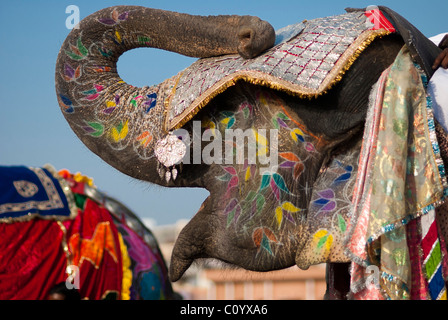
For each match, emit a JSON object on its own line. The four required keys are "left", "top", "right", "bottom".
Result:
{"left": 55, "top": 6, "right": 275, "bottom": 185}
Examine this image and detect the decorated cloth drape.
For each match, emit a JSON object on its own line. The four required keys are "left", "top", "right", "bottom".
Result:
{"left": 61, "top": 190, "right": 124, "bottom": 300}
{"left": 59, "top": 169, "right": 174, "bottom": 300}
{"left": 0, "top": 166, "right": 75, "bottom": 299}
{"left": 345, "top": 46, "right": 448, "bottom": 300}
{"left": 0, "top": 165, "right": 173, "bottom": 300}
{"left": 0, "top": 219, "right": 68, "bottom": 299}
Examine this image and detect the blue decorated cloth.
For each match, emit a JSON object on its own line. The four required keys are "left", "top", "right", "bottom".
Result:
{"left": 0, "top": 165, "right": 77, "bottom": 222}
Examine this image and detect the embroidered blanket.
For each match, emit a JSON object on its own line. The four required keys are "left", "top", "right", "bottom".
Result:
{"left": 0, "top": 165, "right": 77, "bottom": 223}
{"left": 165, "top": 10, "right": 393, "bottom": 131}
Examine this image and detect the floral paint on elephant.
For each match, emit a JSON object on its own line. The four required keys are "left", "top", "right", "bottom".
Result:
{"left": 200, "top": 88, "right": 358, "bottom": 265}
{"left": 56, "top": 7, "right": 389, "bottom": 179}
{"left": 57, "top": 7, "right": 177, "bottom": 162}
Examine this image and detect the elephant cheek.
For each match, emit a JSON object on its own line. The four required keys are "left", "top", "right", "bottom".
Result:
{"left": 169, "top": 195, "right": 304, "bottom": 281}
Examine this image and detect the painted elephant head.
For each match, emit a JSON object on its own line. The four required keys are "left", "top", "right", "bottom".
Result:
{"left": 55, "top": 5, "right": 443, "bottom": 286}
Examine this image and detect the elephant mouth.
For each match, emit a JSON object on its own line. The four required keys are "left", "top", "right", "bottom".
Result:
{"left": 168, "top": 193, "right": 302, "bottom": 282}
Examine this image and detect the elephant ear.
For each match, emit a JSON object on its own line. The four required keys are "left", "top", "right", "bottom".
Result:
{"left": 295, "top": 140, "right": 361, "bottom": 269}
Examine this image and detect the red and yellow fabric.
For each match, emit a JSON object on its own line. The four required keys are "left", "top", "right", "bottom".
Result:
{"left": 0, "top": 192, "right": 126, "bottom": 300}
{"left": 59, "top": 171, "right": 124, "bottom": 300}
{"left": 365, "top": 7, "right": 396, "bottom": 32}
{"left": 118, "top": 233, "right": 133, "bottom": 300}
{"left": 0, "top": 168, "right": 126, "bottom": 300}
{"left": 62, "top": 204, "right": 123, "bottom": 299}
{"left": 0, "top": 166, "right": 170, "bottom": 300}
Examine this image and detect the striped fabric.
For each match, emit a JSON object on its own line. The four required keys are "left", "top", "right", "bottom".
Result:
{"left": 421, "top": 209, "right": 447, "bottom": 300}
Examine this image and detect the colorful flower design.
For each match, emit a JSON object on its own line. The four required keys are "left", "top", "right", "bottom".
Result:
{"left": 143, "top": 93, "right": 157, "bottom": 114}
{"left": 279, "top": 152, "right": 304, "bottom": 180}
{"left": 82, "top": 84, "right": 103, "bottom": 101}
{"left": 259, "top": 172, "right": 290, "bottom": 201}
{"left": 239, "top": 102, "right": 253, "bottom": 119}
{"left": 110, "top": 120, "right": 129, "bottom": 142}
{"left": 82, "top": 121, "right": 104, "bottom": 137}
{"left": 313, "top": 229, "right": 333, "bottom": 256}
{"left": 217, "top": 166, "right": 239, "bottom": 198}
{"left": 312, "top": 189, "right": 336, "bottom": 214}
{"left": 243, "top": 159, "right": 256, "bottom": 182}
{"left": 65, "top": 36, "right": 88, "bottom": 61}
{"left": 136, "top": 131, "right": 153, "bottom": 148}
{"left": 271, "top": 111, "right": 289, "bottom": 130}
{"left": 275, "top": 201, "right": 302, "bottom": 228}
{"left": 98, "top": 8, "right": 129, "bottom": 26}
{"left": 59, "top": 94, "right": 74, "bottom": 113}
{"left": 332, "top": 161, "right": 353, "bottom": 185}
{"left": 223, "top": 198, "right": 242, "bottom": 227}
{"left": 103, "top": 94, "right": 121, "bottom": 114}
{"left": 219, "top": 111, "right": 236, "bottom": 130}
{"left": 252, "top": 227, "right": 279, "bottom": 256}
{"left": 63, "top": 63, "right": 81, "bottom": 82}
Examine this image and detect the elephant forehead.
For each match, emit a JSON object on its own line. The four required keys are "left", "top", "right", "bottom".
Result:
{"left": 165, "top": 10, "right": 393, "bottom": 131}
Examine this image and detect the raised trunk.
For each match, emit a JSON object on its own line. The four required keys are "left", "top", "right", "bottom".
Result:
{"left": 55, "top": 6, "right": 275, "bottom": 186}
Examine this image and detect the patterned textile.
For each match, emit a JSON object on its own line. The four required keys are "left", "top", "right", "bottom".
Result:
{"left": 406, "top": 210, "right": 448, "bottom": 300}
{"left": 165, "top": 10, "right": 391, "bottom": 131}
{"left": 406, "top": 218, "right": 429, "bottom": 299}
{"left": 0, "top": 166, "right": 123, "bottom": 300}
{"left": 62, "top": 197, "right": 124, "bottom": 300}
{"left": 104, "top": 194, "right": 173, "bottom": 300}
{"left": 345, "top": 46, "right": 448, "bottom": 300}
{"left": 0, "top": 165, "right": 77, "bottom": 222}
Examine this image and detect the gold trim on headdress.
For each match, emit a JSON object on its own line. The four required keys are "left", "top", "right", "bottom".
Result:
{"left": 166, "top": 29, "right": 390, "bottom": 131}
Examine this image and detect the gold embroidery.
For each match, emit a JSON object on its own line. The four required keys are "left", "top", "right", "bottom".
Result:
{"left": 0, "top": 165, "right": 78, "bottom": 223}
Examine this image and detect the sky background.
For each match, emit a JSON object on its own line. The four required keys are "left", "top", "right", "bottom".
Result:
{"left": 1, "top": 0, "right": 446, "bottom": 227}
